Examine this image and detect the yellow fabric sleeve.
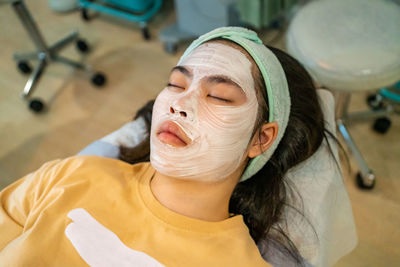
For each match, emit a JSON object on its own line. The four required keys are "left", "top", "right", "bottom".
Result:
{"left": 0, "top": 160, "right": 61, "bottom": 250}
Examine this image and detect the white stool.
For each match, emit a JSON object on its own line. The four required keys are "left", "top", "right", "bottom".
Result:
{"left": 286, "top": 0, "right": 400, "bottom": 189}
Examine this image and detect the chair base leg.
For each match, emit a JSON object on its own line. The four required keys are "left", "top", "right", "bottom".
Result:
{"left": 337, "top": 119, "right": 376, "bottom": 188}
{"left": 49, "top": 30, "right": 79, "bottom": 54}
{"left": 53, "top": 56, "right": 93, "bottom": 73}
{"left": 14, "top": 51, "right": 40, "bottom": 61}
{"left": 21, "top": 54, "right": 47, "bottom": 99}
{"left": 16, "top": 50, "right": 94, "bottom": 101}
{"left": 11, "top": 0, "right": 99, "bottom": 110}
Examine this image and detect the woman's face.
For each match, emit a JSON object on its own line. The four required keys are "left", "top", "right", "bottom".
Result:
{"left": 150, "top": 42, "right": 259, "bottom": 182}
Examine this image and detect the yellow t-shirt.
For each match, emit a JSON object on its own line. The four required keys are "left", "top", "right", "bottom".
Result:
{"left": 0, "top": 156, "right": 271, "bottom": 267}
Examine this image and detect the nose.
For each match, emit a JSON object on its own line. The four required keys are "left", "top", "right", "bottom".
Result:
{"left": 169, "top": 93, "right": 196, "bottom": 121}
{"left": 169, "top": 107, "right": 187, "bottom": 117}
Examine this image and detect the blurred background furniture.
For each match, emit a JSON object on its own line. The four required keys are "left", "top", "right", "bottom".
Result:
{"left": 11, "top": 0, "right": 106, "bottom": 113}
{"left": 159, "top": 0, "right": 239, "bottom": 53}
{"left": 235, "top": 0, "right": 298, "bottom": 29}
{"left": 159, "top": 0, "right": 300, "bottom": 54}
{"left": 286, "top": 0, "right": 400, "bottom": 189}
{"left": 48, "top": 0, "right": 79, "bottom": 12}
{"left": 78, "top": 0, "right": 163, "bottom": 40}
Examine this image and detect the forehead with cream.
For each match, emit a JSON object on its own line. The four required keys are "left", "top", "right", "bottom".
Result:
{"left": 179, "top": 42, "right": 255, "bottom": 99}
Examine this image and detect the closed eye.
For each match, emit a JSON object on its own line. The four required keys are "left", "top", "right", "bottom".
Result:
{"left": 207, "top": 95, "right": 232, "bottom": 103}
{"left": 167, "top": 83, "right": 185, "bottom": 90}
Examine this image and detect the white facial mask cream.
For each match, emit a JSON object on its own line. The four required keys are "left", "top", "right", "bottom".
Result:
{"left": 150, "top": 42, "right": 259, "bottom": 182}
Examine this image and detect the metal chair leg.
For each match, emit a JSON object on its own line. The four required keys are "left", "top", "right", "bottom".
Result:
{"left": 21, "top": 53, "right": 47, "bottom": 99}
{"left": 12, "top": 0, "right": 49, "bottom": 54}
{"left": 49, "top": 30, "right": 79, "bottom": 54}
{"left": 10, "top": 0, "right": 106, "bottom": 112}
{"left": 337, "top": 119, "right": 376, "bottom": 187}
{"left": 13, "top": 51, "right": 40, "bottom": 61}
{"left": 53, "top": 56, "right": 92, "bottom": 72}
{"left": 336, "top": 92, "right": 376, "bottom": 188}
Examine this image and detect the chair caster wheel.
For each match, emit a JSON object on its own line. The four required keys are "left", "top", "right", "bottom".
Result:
{"left": 141, "top": 27, "right": 150, "bottom": 40}
{"left": 373, "top": 117, "right": 391, "bottom": 134}
{"left": 164, "top": 42, "right": 178, "bottom": 54}
{"left": 76, "top": 39, "right": 90, "bottom": 53}
{"left": 29, "top": 98, "right": 45, "bottom": 113}
{"left": 81, "top": 8, "right": 91, "bottom": 21}
{"left": 18, "top": 61, "right": 32, "bottom": 74}
{"left": 270, "top": 18, "right": 283, "bottom": 29}
{"left": 356, "top": 172, "right": 375, "bottom": 190}
{"left": 367, "top": 94, "right": 384, "bottom": 110}
{"left": 91, "top": 72, "right": 106, "bottom": 87}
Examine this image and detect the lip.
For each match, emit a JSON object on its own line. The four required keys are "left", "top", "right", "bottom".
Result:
{"left": 157, "top": 120, "right": 191, "bottom": 147}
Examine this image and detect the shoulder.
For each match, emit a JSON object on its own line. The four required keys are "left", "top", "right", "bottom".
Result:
{"left": 47, "top": 155, "right": 148, "bottom": 170}
{"left": 217, "top": 219, "right": 273, "bottom": 266}
{"left": 33, "top": 156, "right": 151, "bottom": 185}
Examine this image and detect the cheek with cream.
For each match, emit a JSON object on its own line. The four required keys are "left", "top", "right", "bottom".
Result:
{"left": 150, "top": 43, "right": 259, "bottom": 182}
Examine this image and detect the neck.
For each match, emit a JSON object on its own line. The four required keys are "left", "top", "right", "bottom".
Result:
{"left": 150, "top": 169, "right": 243, "bottom": 222}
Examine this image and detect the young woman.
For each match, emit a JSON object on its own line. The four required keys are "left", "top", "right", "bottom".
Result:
{"left": 0, "top": 27, "right": 333, "bottom": 266}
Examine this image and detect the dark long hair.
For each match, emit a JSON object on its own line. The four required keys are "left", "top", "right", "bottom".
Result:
{"left": 120, "top": 43, "right": 339, "bottom": 265}
{"left": 229, "top": 45, "right": 329, "bottom": 265}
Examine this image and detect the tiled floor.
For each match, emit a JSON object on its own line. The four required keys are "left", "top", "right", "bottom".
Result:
{"left": 0, "top": 1, "right": 399, "bottom": 266}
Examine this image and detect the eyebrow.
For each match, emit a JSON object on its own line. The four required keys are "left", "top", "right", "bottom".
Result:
{"left": 171, "top": 66, "right": 243, "bottom": 92}
{"left": 206, "top": 75, "right": 243, "bottom": 91}
{"left": 171, "top": 66, "right": 192, "bottom": 78}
